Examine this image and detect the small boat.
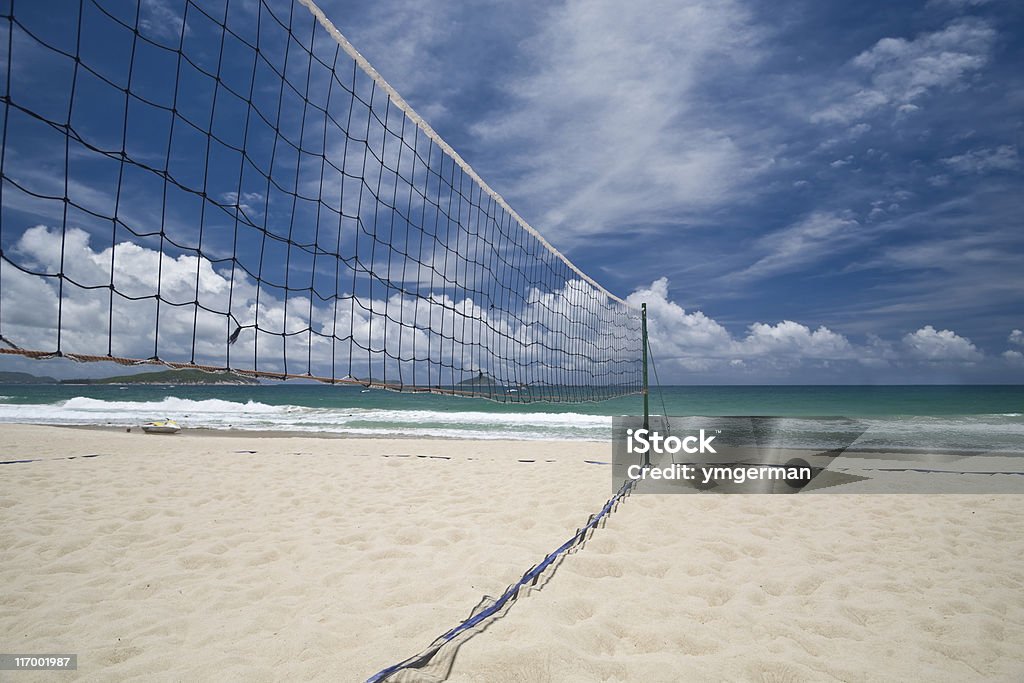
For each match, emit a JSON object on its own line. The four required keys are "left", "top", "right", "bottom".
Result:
{"left": 142, "top": 419, "right": 181, "bottom": 434}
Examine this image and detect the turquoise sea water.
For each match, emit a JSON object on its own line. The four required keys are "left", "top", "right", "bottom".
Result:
{"left": 0, "top": 384, "right": 1022, "bottom": 452}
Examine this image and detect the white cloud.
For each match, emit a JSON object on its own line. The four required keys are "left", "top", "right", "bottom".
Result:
{"left": 140, "top": 0, "right": 190, "bottom": 42}
{"left": 626, "top": 277, "right": 858, "bottom": 370}
{"left": 812, "top": 18, "right": 996, "bottom": 124}
{"left": 726, "top": 211, "right": 861, "bottom": 282}
{"left": 927, "top": 0, "right": 993, "bottom": 7}
{"left": 4, "top": 225, "right": 1012, "bottom": 383}
{"left": 319, "top": 0, "right": 461, "bottom": 125}
{"left": 625, "top": 278, "right": 997, "bottom": 378}
{"left": 1009, "top": 329, "right": 1024, "bottom": 346}
{"left": 902, "top": 325, "right": 982, "bottom": 361}
{"left": 469, "top": 0, "right": 769, "bottom": 243}
{"left": 1, "top": 226, "right": 640, "bottom": 389}
{"left": 1003, "top": 350, "right": 1024, "bottom": 366}
{"left": 221, "top": 191, "right": 265, "bottom": 218}
{"left": 742, "top": 321, "right": 853, "bottom": 359}
{"left": 626, "top": 278, "right": 732, "bottom": 371}
{"left": 941, "top": 146, "right": 1019, "bottom": 174}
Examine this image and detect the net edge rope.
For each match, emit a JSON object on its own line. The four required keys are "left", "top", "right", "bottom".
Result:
{"left": 365, "top": 473, "right": 640, "bottom": 683}
{"left": 295, "top": 0, "right": 633, "bottom": 309}
{"left": 0, "top": 346, "right": 642, "bottom": 402}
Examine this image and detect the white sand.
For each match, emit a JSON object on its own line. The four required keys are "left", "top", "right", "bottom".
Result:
{"left": 2, "top": 424, "right": 1023, "bottom": 681}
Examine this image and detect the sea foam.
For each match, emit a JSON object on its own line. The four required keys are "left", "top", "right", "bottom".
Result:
{"left": 0, "top": 396, "right": 612, "bottom": 441}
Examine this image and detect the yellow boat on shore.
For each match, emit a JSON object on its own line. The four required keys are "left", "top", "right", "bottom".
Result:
{"left": 141, "top": 419, "right": 180, "bottom": 434}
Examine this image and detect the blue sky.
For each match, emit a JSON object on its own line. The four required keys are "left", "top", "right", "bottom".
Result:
{"left": 0, "top": 0, "right": 1022, "bottom": 384}
{"left": 322, "top": 0, "right": 1024, "bottom": 382}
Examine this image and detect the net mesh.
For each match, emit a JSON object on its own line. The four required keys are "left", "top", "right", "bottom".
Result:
{"left": 0, "top": 0, "right": 642, "bottom": 402}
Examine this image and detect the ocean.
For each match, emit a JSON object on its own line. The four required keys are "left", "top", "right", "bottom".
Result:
{"left": 1, "top": 384, "right": 1022, "bottom": 453}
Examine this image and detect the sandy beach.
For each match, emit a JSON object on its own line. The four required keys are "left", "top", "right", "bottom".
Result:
{"left": 2, "top": 424, "right": 1023, "bottom": 681}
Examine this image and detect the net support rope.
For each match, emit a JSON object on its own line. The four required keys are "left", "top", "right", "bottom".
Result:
{"left": 0, "top": 0, "right": 642, "bottom": 402}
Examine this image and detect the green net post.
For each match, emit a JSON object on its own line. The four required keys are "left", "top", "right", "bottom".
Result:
{"left": 638, "top": 303, "right": 647, "bottom": 428}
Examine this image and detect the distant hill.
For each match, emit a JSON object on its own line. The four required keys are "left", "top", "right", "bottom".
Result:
{"left": 62, "top": 368, "right": 260, "bottom": 385}
{"left": 458, "top": 371, "right": 501, "bottom": 386}
{"left": 0, "top": 370, "right": 58, "bottom": 384}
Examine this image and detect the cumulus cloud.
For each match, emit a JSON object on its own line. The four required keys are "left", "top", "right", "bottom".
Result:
{"left": 902, "top": 325, "right": 982, "bottom": 361}
{"left": 1005, "top": 331, "right": 1024, "bottom": 365}
{"left": 3, "top": 226, "right": 1013, "bottom": 384}
{"left": 6, "top": 225, "right": 309, "bottom": 369}
{"left": 1, "top": 226, "right": 639, "bottom": 389}
{"left": 2, "top": 218, "right": 1010, "bottom": 389}
{"left": 742, "top": 321, "right": 853, "bottom": 359}
{"left": 627, "top": 277, "right": 859, "bottom": 371}
{"left": 625, "top": 278, "right": 995, "bottom": 378}
{"left": 625, "top": 278, "right": 733, "bottom": 371}
{"left": 812, "top": 18, "right": 996, "bottom": 124}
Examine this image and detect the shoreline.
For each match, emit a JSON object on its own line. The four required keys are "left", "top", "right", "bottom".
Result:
{"left": 13, "top": 422, "right": 1022, "bottom": 457}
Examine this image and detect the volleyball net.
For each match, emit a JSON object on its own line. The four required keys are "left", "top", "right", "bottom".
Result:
{"left": 0, "top": 0, "right": 642, "bottom": 402}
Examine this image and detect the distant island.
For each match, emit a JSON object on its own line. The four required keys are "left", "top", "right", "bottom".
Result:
{"left": 62, "top": 369, "right": 260, "bottom": 385}
{"left": 0, "top": 368, "right": 259, "bottom": 385}
{"left": 457, "top": 371, "right": 501, "bottom": 386}
{"left": 0, "top": 370, "right": 59, "bottom": 384}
